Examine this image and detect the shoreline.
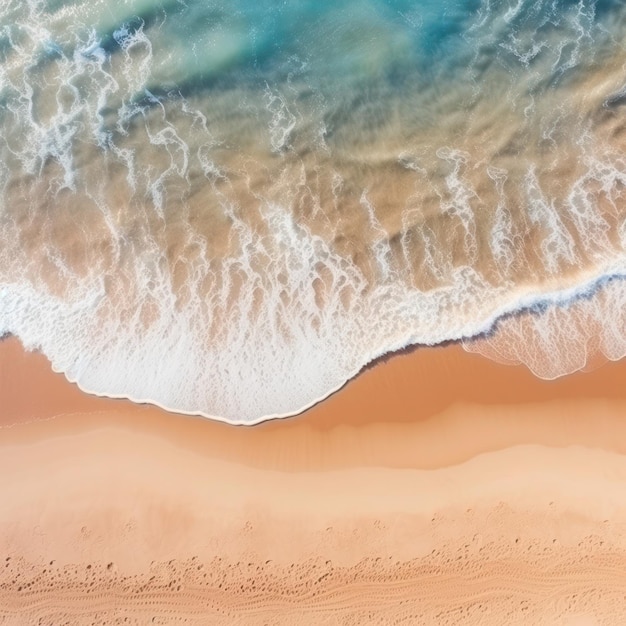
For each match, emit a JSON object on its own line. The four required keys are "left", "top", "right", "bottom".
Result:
{"left": 0, "top": 326, "right": 626, "bottom": 424}
{"left": 5, "top": 258, "right": 626, "bottom": 425}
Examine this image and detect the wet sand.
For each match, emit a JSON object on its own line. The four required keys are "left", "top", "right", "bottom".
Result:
{"left": 2, "top": 337, "right": 626, "bottom": 624}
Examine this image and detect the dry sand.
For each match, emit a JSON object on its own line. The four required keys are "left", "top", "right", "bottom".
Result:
{"left": 1, "top": 337, "right": 626, "bottom": 624}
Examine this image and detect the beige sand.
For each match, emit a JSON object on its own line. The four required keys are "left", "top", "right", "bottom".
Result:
{"left": 2, "top": 337, "right": 626, "bottom": 624}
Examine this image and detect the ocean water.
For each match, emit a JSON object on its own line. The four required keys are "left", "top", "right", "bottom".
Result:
{"left": 1, "top": 0, "right": 626, "bottom": 422}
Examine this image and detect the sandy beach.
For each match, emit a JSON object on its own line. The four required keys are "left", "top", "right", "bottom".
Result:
{"left": 4, "top": 2, "right": 626, "bottom": 624}
{"left": 2, "top": 337, "right": 626, "bottom": 624}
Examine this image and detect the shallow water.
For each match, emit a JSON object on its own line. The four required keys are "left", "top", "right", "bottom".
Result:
{"left": 1, "top": 0, "right": 626, "bottom": 422}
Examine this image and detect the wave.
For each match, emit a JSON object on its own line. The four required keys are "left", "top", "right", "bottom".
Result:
{"left": 1, "top": 0, "right": 626, "bottom": 423}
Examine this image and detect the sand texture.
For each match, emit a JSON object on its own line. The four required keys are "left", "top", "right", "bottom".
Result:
{"left": 2, "top": 338, "right": 626, "bottom": 624}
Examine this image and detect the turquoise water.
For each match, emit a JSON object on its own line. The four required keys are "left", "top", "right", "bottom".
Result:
{"left": 1, "top": 0, "right": 626, "bottom": 422}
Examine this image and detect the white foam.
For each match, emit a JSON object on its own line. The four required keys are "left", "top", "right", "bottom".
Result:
{"left": 524, "top": 166, "right": 578, "bottom": 274}
{"left": 436, "top": 147, "right": 478, "bottom": 263}
{"left": 487, "top": 166, "right": 517, "bottom": 276}
{"left": 263, "top": 83, "right": 298, "bottom": 154}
